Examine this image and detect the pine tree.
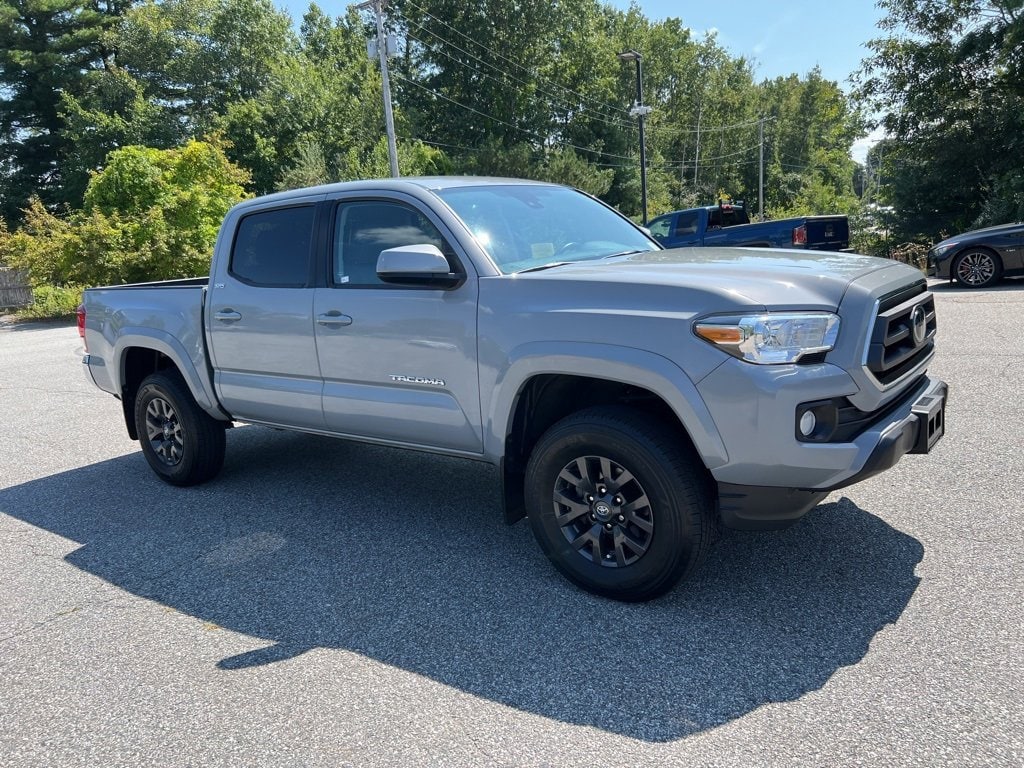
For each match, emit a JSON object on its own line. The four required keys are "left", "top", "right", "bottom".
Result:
{"left": 0, "top": 0, "right": 113, "bottom": 223}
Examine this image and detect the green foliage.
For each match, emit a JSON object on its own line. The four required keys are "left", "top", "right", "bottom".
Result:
{"left": 115, "top": 0, "right": 296, "bottom": 133}
{"left": 855, "top": 0, "right": 1024, "bottom": 239}
{"left": 0, "top": 0, "right": 122, "bottom": 221}
{"left": 2, "top": 0, "right": 869, "bottom": 250}
{"left": 60, "top": 69, "right": 182, "bottom": 206}
{"left": 277, "top": 141, "right": 331, "bottom": 191}
{"left": 888, "top": 240, "right": 929, "bottom": 272}
{"left": 5, "top": 142, "right": 250, "bottom": 287}
{"left": 16, "top": 284, "right": 84, "bottom": 320}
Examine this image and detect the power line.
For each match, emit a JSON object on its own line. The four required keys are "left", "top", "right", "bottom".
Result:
{"left": 400, "top": 136, "right": 485, "bottom": 154}
{"left": 392, "top": 73, "right": 639, "bottom": 162}
{"left": 402, "top": 30, "right": 637, "bottom": 133}
{"left": 396, "top": 5, "right": 781, "bottom": 138}
{"left": 650, "top": 116, "right": 771, "bottom": 138}
{"left": 401, "top": 0, "right": 634, "bottom": 118}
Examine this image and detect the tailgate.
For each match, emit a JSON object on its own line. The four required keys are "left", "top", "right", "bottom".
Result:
{"left": 804, "top": 217, "right": 849, "bottom": 251}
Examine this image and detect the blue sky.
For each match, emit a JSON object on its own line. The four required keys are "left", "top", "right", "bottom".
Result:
{"left": 610, "top": 1, "right": 890, "bottom": 162}
{"left": 610, "top": 1, "right": 887, "bottom": 86}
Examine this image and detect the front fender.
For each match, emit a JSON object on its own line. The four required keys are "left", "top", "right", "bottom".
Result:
{"left": 483, "top": 341, "right": 728, "bottom": 468}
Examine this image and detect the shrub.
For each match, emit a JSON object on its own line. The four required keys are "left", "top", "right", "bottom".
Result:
{"left": 16, "top": 284, "right": 83, "bottom": 320}
{"left": 889, "top": 241, "right": 930, "bottom": 271}
{"left": 6, "top": 141, "right": 251, "bottom": 289}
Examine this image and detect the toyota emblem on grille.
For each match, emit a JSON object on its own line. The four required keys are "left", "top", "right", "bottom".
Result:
{"left": 910, "top": 305, "right": 928, "bottom": 345}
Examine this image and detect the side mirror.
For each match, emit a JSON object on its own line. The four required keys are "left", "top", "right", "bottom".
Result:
{"left": 376, "top": 244, "right": 465, "bottom": 288}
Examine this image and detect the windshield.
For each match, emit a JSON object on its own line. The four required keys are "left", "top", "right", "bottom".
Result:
{"left": 434, "top": 184, "right": 658, "bottom": 273}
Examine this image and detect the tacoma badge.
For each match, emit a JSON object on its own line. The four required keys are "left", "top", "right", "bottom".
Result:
{"left": 389, "top": 375, "right": 446, "bottom": 387}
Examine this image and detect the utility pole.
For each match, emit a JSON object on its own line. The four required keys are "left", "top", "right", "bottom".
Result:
{"left": 758, "top": 116, "right": 765, "bottom": 221}
{"left": 356, "top": 0, "right": 399, "bottom": 177}
{"left": 693, "top": 101, "right": 702, "bottom": 192}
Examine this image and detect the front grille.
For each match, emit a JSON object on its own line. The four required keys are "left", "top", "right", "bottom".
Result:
{"left": 866, "top": 281, "right": 936, "bottom": 386}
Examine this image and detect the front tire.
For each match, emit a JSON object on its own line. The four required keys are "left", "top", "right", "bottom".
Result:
{"left": 953, "top": 248, "right": 1002, "bottom": 288}
{"left": 134, "top": 371, "right": 226, "bottom": 486}
{"left": 525, "top": 406, "right": 715, "bottom": 601}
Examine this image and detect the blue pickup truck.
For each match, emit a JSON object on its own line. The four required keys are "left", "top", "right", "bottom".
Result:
{"left": 647, "top": 202, "right": 849, "bottom": 251}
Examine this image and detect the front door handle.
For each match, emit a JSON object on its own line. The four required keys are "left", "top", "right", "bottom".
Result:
{"left": 214, "top": 310, "right": 242, "bottom": 322}
{"left": 317, "top": 311, "right": 353, "bottom": 327}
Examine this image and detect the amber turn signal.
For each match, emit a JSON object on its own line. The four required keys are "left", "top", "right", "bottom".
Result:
{"left": 694, "top": 324, "right": 743, "bottom": 344}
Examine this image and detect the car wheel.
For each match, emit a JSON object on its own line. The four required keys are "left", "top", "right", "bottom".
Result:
{"left": 953, "top": 248, "right": 1003, "bottom": 288}
{"left": 524, "top": 406, "right": 716, "bottom": 601}
{"left": 134, "top": 371, "right": 226, "bottom": 486}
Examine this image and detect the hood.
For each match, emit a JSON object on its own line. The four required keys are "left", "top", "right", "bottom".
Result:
{"left": 934, "top": 221, "right": 1024, "bottom": 248}
{"left": 517, "top": 246, "right": 910, "bottom": 309}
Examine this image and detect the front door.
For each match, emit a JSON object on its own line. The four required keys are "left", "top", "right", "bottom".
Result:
{"left": 312, "top": 195, "right": 482, "bottom": 453}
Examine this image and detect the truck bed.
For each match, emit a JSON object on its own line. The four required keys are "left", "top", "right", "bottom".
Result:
{"left": 81, "top": 277, "right": 218, "bottom": 418}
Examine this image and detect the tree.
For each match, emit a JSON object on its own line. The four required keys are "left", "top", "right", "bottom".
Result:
{"left": 4, "top": 141, "right": 250, "bottom": 286}
{"left": 114, "top": 0, "right": 295, "bottom": 133}
{"left": 854, "top": 0, "right": 1024, "bottom": 239}
{"left": 218, "top": 4, "right": 389, "bottom": 192}
{"left": 0, "top": 0, "right": 119, "bottom": 223}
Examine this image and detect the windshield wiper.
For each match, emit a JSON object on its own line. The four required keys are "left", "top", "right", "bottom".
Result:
{"left": 515, "top": 249, "right": 652, "bottom": 274}
{"left": 602, "top": 248, "right": 651, "bottom": 260}
{"left": 515, "top": 261, "right": 575, "bottom": 274}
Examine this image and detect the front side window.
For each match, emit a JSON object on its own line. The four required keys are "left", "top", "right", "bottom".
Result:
{"left": 230, "top": 206, "right": 315, "bottom": 287}
{"left": 334, "top": 201, "right": 451, "bottom": 286}
{"left": 648, "top": 216, "right": 672, "bottom": 242}
{"left": 435, "top": 185, "right": 657, "bottom": 273}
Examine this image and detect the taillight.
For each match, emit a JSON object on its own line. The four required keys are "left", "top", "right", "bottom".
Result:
{"left": 77, "top": 303, "right": 87, "bottom": 351}
{"left": 792, "top": 224, "right": 807, "bottom": 246}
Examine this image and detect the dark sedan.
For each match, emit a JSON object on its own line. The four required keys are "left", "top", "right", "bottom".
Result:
{"left": 928, "top": 221, "right": 1024, "bottom": 288}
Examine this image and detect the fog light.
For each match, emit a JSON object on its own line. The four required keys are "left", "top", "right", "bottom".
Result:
{"left": 799, "top": 410, "right": 817, "bottom": 437}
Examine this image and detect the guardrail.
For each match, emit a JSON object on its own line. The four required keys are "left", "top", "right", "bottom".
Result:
{"left": 0, "top": 268, "right": 32, "bottom": 309}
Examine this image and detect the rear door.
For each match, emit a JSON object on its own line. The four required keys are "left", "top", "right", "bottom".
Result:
{"left": 312, "top": 192, "right": 482, "bottom": 454}
{"left": 206, "top": 195, "right": 326, "bottom": 429}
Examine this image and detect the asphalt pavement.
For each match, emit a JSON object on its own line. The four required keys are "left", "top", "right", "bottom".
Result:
{"left": 1, "top": 279, "right": 1021, "bottom": 766}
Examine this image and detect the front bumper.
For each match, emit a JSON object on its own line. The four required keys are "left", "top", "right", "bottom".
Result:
{"left": 714, "top": 376, "right": 948, "bottom": 530}
{"left": 928, "top": 252, "right": 953, "bottom": 279}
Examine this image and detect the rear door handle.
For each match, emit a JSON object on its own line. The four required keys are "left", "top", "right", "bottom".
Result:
{"left": 317, "top": 311, "right": 353, "bottom": 327}
{"left": 214, "top": 310, "right": 242, "bottom": 322}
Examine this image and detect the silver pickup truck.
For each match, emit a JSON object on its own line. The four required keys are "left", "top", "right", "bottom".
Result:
{"left": 81, "top": 177, "right": 947, "bottom": 601}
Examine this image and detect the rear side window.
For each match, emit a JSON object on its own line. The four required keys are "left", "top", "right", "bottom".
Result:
{"left": 675, "top": 212, "right": 699, "bottom": 236}
{"left": 231, "top": 206, "right": 316, "bottom": 287}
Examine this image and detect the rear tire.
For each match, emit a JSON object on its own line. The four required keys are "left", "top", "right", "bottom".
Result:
{"left": 953, "top": 248, "right": 1002, "bottom": 288}
{"left": 134, "top": 371, "right": 226, "bottom": 486}
{"left": 525, "top": 406, "right": 716, "bottom": 601}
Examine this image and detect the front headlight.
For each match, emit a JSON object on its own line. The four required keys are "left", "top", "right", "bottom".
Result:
{"left": 930, "top": 242, "right": 959, "bottom": 260}
{"left": 694, "top": 312, "right": 841, "bottom": 364}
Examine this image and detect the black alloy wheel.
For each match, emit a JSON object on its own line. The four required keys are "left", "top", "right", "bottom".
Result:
{"left": 525, "top": 405, "right": 716, "bottom": 602}
{"left": 144, "top": 395, "right": 185, "bottom": 467}
{"left": 552, "top": 454, "right": 654, "bottom": 568}
{"left": 134, "top": 371, "right": 226, "bottom": 486}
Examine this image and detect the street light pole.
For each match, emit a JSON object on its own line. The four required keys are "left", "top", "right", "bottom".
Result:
{"left": 617, "top": 49, "right": 651, "bottom": 225}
